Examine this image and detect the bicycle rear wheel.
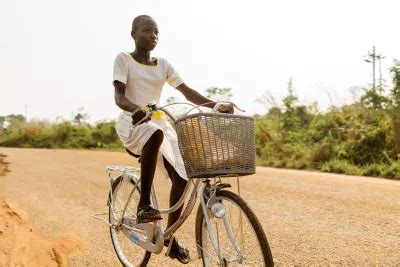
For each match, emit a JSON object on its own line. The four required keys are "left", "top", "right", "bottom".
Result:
{"left": 109, "top": 175, "right": 151, "bottom": 267}
{"left": 195, "top": 190, "right": 273, "bottom": 266}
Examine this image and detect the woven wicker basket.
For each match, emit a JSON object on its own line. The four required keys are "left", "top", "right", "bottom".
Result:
{"left": 175, "top": 113, "right": 255, "bottom": 178}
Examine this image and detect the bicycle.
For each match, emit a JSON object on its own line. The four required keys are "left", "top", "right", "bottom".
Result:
{"left": 94, "top": 102, "right": 274, "bottom": 266}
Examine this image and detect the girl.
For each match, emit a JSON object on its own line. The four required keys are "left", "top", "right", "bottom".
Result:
{"left": 113, "top": 14, "right": 233, "bottom": 264}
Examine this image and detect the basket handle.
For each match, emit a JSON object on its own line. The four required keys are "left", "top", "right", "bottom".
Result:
{"left": 183, "top": 101, "right": 245, "bottom": 116}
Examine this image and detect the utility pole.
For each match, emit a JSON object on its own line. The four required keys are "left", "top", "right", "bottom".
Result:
{"left": 377, "top": 54, "right": 385, "bottom": 96}
{"left": 373, "top": 46, "right": 375, "bottom": 92}
{"left": 364, "top": 45, "right": 380, "bottom": 92}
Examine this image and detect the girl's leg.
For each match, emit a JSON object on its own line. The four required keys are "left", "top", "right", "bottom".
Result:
{"left": 162, "top": 157, "right": 190, "bottom": 264}
{"left": 162, "top": 157, "right": 187, "bottom": 228}
{"left": 137, "top": 129, "right": 164, "bottom": 209}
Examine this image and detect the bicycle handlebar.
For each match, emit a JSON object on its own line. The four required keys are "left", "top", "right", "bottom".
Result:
{"left": 132, "top": 101, "right": 245, "bottom": 127}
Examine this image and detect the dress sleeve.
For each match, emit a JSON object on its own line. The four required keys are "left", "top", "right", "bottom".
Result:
{"left": 113, "top": 52, "right": 128, "bottom": 84}
{"left": 165, "top": 60, "right": 184, "bottom": 88}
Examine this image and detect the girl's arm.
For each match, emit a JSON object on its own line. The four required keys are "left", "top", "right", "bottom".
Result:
{"left": 176, "top": 83, "right": 216, "bottom": 109}
{"left": 114, "top": 81, "right": 150, "bottom": 124}
{"left": 176, "top": 83, "right": 234, "bottom": 113}
{"left": 114, "top": 81, "right": 141, "bottom": 112}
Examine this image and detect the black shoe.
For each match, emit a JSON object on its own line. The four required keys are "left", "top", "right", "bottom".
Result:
{"left": 136, "top": 205, "right": 162, "bottom": 224}
{"left": 164, "top": 236, "right": 190, "bottom": 264}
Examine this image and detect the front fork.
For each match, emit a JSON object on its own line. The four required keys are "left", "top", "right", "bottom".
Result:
{"left": 196, "top": 180, "right": 244, "bottom": 264}
{"left": 199, "top": 181, "right": 223, "bottom": 260}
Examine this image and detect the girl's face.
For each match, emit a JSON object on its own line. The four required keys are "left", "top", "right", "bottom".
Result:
{"left": 132, "top": 19, "right": 159, "bottom": 51}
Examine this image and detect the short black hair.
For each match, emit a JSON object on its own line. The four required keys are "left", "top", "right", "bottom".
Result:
{"left": 131, "top": 15, "right": 153, "bottom": 32}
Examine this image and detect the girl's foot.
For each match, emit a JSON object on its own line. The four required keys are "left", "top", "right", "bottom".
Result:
{"left": 164, "top": 236, "right": 190, "bottom": 264}
{"left": 136, "top": 205, "right": 162, "bottom": 224}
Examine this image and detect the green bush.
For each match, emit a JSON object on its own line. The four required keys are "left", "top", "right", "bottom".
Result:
{"left": 319, "top": 159, "right": 362, "bottom": 175}
{"left": 310, "top": 141, "right": 335, "bottom": 163}
{"left": 361, "top": 163, "right": 385, "bottom": 177}
{"left": 381, "top": 161, "right": 400, "bottom": 180}
{"left": 344, "top": 127, "right": 389, "bottom": 165}
{"left": 0, "top": 120, "right": 122, "bottom": 150}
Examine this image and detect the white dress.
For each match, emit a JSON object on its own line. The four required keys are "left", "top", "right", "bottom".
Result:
{"left": 113, "top": 52, "right": 187, "bottom": 180}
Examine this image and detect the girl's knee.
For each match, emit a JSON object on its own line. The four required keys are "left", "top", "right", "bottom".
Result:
{"left": 143, "top": 129, "right": 164, "bottom": 152}
{"left": 150, "top": 129, "right": 164, "bottom": 144}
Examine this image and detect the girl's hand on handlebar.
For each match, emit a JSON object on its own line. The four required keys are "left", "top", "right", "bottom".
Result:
{"left": 216, "top": 103, "right": 234, "bottom": 114}
{"left": 132, "top": 109, "right": 150, "bottom": 126}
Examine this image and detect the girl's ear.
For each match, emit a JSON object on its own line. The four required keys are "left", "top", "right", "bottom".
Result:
{"left": 131, "top": 30, "right": 135, "bottom": 40}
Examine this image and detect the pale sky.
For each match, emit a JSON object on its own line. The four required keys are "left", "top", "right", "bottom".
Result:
{"left": 1, "top": 0, "right": 399, "bottom": 122}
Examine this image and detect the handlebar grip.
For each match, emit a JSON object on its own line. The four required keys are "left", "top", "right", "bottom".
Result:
{"left": 212, "top": 102, "right": 245, "bottom": 113}
{"left": 132, "top": 109, "right": 153, "bottom": 127}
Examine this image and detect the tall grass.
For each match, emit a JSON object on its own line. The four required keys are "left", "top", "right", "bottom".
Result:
{"left": 0, "top": 120, "right": 123, "bottom": 150}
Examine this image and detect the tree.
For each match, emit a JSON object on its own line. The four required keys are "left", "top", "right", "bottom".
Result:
{"left": 165, "top": 96, "right": 180, "bottom": 105}
{"left": 256, "top": 90, "right": 282, "bottom": 131}
{"left": 388, "top": 59, "right": 400, "bottom": 155}
{"left": 360, "top": 87, "right": 387, "bottom": 110}
{"left": 282, "top": 77, "right": 298, "bottom": 113}
{"left": 5, "top": 114, "right": 26, "bottom": 128}
{"left": 72, "top": 107, "right": 89, "bottom": 125}
{"left": 390, "top": 59, "right": 400, "bottom": 107}
{"left": 0, "top": 116, "right": 5, "bottom": 129}
{"left": 205, "top": 87, "right": 233, "bottom": 102}
{"left": 282, "top": 77, "right": 301, "bottom": 131}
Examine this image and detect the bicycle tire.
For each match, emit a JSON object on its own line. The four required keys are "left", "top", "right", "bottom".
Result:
{"left": 195, "top": 190, "right": 274, "bottom": 266}
{"left": 109, "top": 175, "right": 151, "bottom": 267}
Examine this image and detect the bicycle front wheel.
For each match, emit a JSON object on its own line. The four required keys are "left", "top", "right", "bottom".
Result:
{"left": 109, "top": 175, "right": 151, "bottom": 267}
{"left": 195, "top": 190, "right": 273, "bottom": 266}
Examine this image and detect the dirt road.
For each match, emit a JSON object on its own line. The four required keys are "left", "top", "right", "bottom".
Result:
{"left": 0, "top": 148, "right": 399, "bottom": 266}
